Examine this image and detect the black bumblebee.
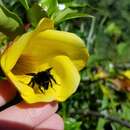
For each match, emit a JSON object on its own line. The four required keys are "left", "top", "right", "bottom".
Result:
{"left": 27, "top": 68, "right": 57, "bottom": 93}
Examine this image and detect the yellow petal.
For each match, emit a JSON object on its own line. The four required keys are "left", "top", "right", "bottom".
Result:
{"left": 0, "top": 32, "right": 32, "bottom": 73}
{"left": 7, "top": 72, "right": 55, "bottom": 103}
{"left": 0, "top": 18, "right": 54, "bottom": 75}
{"left": 50, "top": 55, "right": 80, "bottom": 101}
{"left": 0, "top": 17, "right": 88, "bottom": 103}
{"left": 22, "top": 55, "right": 80, "bottom": 103}
{"left": 7, "top": 55, "right": 80, "bottom": 103}
{"left": 7, "top": 71, "right": 34, "bottom": 95}
{"left": 23, "top": 30, "right": 89, "bottom": 71}
{"left": 35, "top": 17, "right": 54, "bottom": 33}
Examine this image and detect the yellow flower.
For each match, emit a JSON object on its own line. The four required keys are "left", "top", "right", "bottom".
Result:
{"left": 0, "top": 18, "right": 89, "bottom": 103}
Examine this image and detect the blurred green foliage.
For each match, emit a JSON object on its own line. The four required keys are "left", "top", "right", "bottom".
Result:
{"left": 0, "top": 0, "right": 130, "bottom": 130}
{"left": 57, "top": 0, "right": 130, "bottom": 130}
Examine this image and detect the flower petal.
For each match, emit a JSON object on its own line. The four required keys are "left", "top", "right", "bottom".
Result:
{"left": 0, "top": 32, "right": 32, "bottom": 73}
{"left": 7, "top": 72, "right": 55, "bottom": 103}
{"left": 34, "top": 55, "right": 80, "bottom": 101}
{"left": 35, "top": 18, "right": 54, "bottom": 33}
{"left": 23, "top": 30, "right": 89, "bottom": 71}
{"left": 7, "top": 55, "right": 80, "bottom": 103}
{"left": 0, "top": 18, "right": 54, "bottom": 75}
{"left": 49, "top": 55, "right": 80, "bottom": 101}
{"left": 0, "top": 17, "right": 88, "bottom": 103}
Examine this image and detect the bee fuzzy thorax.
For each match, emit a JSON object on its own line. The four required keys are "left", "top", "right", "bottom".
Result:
{"left": 27, "top": 67, "right": 58, "bottom": 93}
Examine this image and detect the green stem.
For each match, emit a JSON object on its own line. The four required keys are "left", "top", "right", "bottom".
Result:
{"left": 87, "top": 17, "right": 96, "bottom": 53}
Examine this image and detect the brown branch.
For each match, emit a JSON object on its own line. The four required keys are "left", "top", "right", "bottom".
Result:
{"left": 84, "top": 110, "right": 130, "bottom": 128}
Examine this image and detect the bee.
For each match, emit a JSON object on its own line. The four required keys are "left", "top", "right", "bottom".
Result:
{"left": 26, "top": 67, "right": 57, "bottom": 93}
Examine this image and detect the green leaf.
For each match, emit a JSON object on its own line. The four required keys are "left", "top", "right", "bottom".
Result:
{"left": 0, "top": 32, "right": 6, "bottom": 41}
{"left": 87, "top": 54, "right": 102, "bottom": 66}
{"left": 94, "top": 32, "right": 118, "bottom": 62}
{"left": 58, "top": 0, "right": 72, "bottom": 3}
{"left": 0, "top": 0, "right": 4, "bottom": 6}
{"left": 117, "top": 42, "right": 130, "bottom": 63}
{"left": 19, "top": 0, "right": 30, "bottom": 10}
{"left": 27, "top": 3, "right": 48, "bottom": 27}
{"left": 64, "top": 118, "right": 82, "bottom": 130}
{"left": 96, "top": 118, "right": 106, "bottom": 130}
{"left": 105, "top": 22, "right": 122, "bottom": 36}
{"left": 52, "top": 8, "right": 93, "bottom": 24}
{"left": 117, "top": 42, "right": 127, "bottom": 55}
{"left": 121, "top": 103, "right": 130, "bottom": 121}
{"left": 0, "top": 4, "right": 24, "bottom": 39}
{"left": 39, "top": 0, "right": 58, "bottom": 16}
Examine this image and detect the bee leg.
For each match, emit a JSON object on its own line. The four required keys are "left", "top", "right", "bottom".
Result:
{"left": 28, "top": 78, "right": 35, "bottom": 88}
{"left": 28, "top": 80, "right": 32, "bottom": 86}
{"left": 31, "top": 80, "right": 35, "bottom": 88}
{"left": 38, "top": 85, "right": 44, "bottom": 93}
{"left": 50, "top": 80, "right": 53, "bottom": 88}
{"left": 49, "top": 80, "right": 56, "bottom": 91}
{"left": 50, "top": 75, "right": 59, "bottom": 85}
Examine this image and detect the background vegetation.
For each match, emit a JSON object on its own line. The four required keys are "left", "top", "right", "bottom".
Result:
{"left": 0, "top": 0, "right": 130, "bottom": 130}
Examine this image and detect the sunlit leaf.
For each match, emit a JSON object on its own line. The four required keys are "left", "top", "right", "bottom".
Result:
{"left": 19, "top": 0, "right": 30, "bottom": 10}
{"left": 52, "top": 8, "right": 93, "bottom": 24}
{"left": 105, "top": 22, "right": 122, "bottom": 36}
{"left": 39, "top": 0, "right": 58, "bottom": 16}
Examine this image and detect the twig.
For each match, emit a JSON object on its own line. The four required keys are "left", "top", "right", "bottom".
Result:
{"left": 84, "top": 110, "right": 130, "bottom": 128}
